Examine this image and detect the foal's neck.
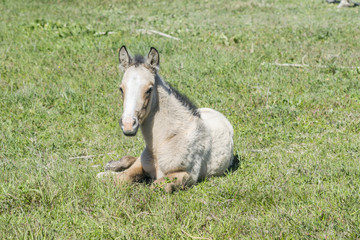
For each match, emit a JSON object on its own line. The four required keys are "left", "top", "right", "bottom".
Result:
{"left": 140, "top": 75, "right": 199, "bottom": 151}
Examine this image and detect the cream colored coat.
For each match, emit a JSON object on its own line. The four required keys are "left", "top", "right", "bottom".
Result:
{"left": 97, "top": 46, "right": 233, "bottom": 192}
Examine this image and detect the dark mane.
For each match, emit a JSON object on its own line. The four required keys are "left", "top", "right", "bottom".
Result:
{"left": 170, "top": 86, "right": 200, "bottom": 117}
{"left": 156, "top": 75, "right": 200, "bottom": 117}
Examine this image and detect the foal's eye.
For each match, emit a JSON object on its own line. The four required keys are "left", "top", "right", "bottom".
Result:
{"left": 119, "top": 87, "right": 123, "bottom": 94}
{"left": 146, "top": 87, "right": 153, "bottom": 95}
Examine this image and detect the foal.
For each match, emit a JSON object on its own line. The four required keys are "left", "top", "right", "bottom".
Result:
{"left": 97, "top": 46, "right": 234, "bottom": 193}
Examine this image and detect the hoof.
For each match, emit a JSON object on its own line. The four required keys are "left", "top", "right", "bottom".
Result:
{"left": 104, "top": 156, "right": 137, "bottom": 171}
{"left": 104, "top": 161, "right": 125, "bottom": 171}
{"left": 97, "top": 171, "right": 116, "bottom": 179}
{"left": 97, "top": 171, "right": 131, "bottom": 184}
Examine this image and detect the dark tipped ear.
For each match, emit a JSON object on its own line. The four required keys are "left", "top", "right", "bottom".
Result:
{"left": 118, "top": 46, "right": 132, "bottom": 71}
{"left": 146, "top": 47, "right": 160, "bottom": 70}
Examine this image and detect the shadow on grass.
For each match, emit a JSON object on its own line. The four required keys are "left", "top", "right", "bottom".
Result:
{"left": 326, "top": 0, "right": 360, "bottom": 7}
{"left": 227, "top": 154, "right": 243, "bottom": 173}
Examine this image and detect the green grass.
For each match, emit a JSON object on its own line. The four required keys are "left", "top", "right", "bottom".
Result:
{"left": 1, "top": 0, "right": 360, "bottom": 238}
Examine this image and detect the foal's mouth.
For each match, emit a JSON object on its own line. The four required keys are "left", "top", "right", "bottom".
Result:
{"left": 122, "top": 129, "right": 138, "bottom": 137}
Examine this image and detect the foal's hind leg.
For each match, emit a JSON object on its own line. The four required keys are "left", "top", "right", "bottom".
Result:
{"left": 151, "top": 172, "right": 193, "bottom": 193}
{"left": 104, "top": 156, "right": 137, "bottom": 172}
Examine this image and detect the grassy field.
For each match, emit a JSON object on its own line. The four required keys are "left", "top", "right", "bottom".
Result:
{"left": 1, "top": 0, "right": 360, "bottom": 238}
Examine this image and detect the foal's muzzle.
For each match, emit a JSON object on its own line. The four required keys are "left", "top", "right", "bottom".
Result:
{"left": 120, "top": 116, "right": 139, "bottom": 136}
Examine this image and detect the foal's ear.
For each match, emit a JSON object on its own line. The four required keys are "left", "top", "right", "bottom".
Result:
{"left": 146, "top": 47, "right": 160, "bottom": 70}
{"left": 118, "top": 46, "right": 132, "bottom": 71}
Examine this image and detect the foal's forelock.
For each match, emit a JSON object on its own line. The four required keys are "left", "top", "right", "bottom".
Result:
{"left": 120, "top": 55, "right": 158, "bottom": 74}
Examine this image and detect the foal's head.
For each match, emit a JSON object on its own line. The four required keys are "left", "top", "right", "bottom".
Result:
{"left": 118, "top": 46, "right": 159, "bottom": 136}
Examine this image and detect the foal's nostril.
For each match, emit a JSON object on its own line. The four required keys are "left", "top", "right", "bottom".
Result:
{"left": 132, "top": 117, "right": 138, "bottom": 127}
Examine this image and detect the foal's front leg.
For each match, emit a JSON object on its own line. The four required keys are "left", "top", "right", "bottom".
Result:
{"left": 151, "top": 172, "right": 192, "bottom": 193}
{"left": 97, "top": 158, "right": 145, "bottom": 183}
{"left": 104, "top": 155, "right": 137, "bottom": 172}
{"left": 114, "top": 158, "right": 145, "bottom": 183}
